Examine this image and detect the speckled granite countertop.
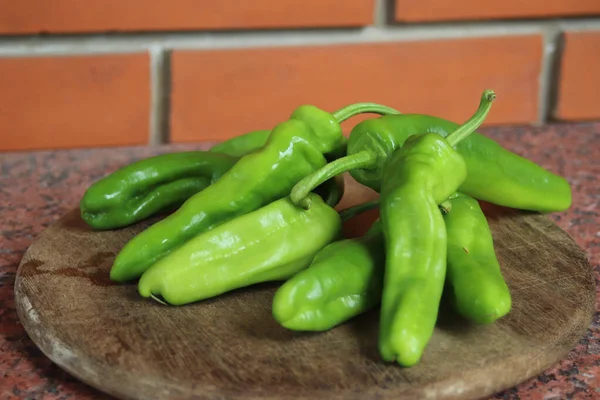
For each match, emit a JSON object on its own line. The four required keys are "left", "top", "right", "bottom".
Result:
{"left": 1, "top": 123, "right": 599, "bottom": 400}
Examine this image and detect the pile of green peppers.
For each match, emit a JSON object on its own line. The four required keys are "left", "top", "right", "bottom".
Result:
{"left": 81, "top": 90, "right": 572, "bottom": 367}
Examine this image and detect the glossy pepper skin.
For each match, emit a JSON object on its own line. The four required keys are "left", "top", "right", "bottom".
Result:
{"left": 379, "top": 133, "right": 467, "bottom": 366}
{"left": 272, "top": 219, "right": 385, "bottom": 331}
{"left": 291, "top": 113, "right": 571, "bottom": 214}
{"left": 110, "top": 103, "right": 399, "bottom": 283}
{"left": 444, "top": 192, "right": 512, "bottom": 324}
{"left": 209, "top": 129, "right": 271, "bottom": 158}
{"left": 347, "top": 115, "right": 571, "bottom": 212}
{"left": 274, "top": 191, "right": 512, "bottom": 333}
{"left": 80, "top": 129, "right": 272, "bottom": 230}
{"left": 378, "top": 90, "right": 495, "bottom": 366}
{"left": 138, "top": 192, "right": 342, "bottom": 306}
{"left": 80, "top": 152, "right": 238, "bottom": 230}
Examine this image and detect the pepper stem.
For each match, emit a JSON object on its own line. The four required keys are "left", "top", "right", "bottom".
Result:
{"left": 291, "top": 150, "right": 379, "bottom": 209}
{"left": 446, "top": 89, "right": 496, "bottom": 147}
{"left": 332, "top": 103, "right": 401, "bottom": 124}
{"left": 339, "top": 198, "right": 380, "bottom": 222}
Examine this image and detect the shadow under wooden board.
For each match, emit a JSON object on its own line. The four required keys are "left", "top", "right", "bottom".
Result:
{"left": 14, "top": 175, "right": 595, "bottom": 400}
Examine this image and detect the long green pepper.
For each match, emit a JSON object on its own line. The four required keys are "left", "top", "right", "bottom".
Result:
{"left": 138, "top": 192, "right": 342, "bottom": 306}
{"left": 443, "top": 192, "right": 512, "bottom": 324}
{"left": 378, "top": 90, "right": 495, "bottom": 366}
{"left": 80, "top": 152, "right": 238, "bottom": 230}
{"left": 80, "top": 129, "right": 273, "bottom": 230}
{"left": 110, "top": 103, "right": 400, "bottom": 282}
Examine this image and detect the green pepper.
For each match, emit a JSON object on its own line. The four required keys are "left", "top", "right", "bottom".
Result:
{"left": 272, "top": 218, "right": 385, "bottom": 331}
{"left": 208, "top": 129, "right": 271, "bottom": 158}
{"left": 378, "top": 90, "right": 495, "bottom": 366}
{"left": 137, "top": 191, "right": 342, "bottom": 306}
{"left": 80, "top": 151, "right": 238, "bottom": 230}
{"left": 80, "top": 128, "right": 274, "bottom": 230}
{"left": 110, "top": 102, "right": 400, "bottom": 283}
{"left": 444, "top": 192, "right": 512, "bottom": 324}
{"left": 290, "top": 103, "right": 570, "bottom": 214}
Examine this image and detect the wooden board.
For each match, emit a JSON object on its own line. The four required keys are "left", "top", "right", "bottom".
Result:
{"left": 14, "top": 177, "right": 595, "bottom": 400}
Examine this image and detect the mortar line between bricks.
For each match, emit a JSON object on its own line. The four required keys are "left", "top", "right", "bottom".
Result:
{"left": 372, "top": 0, "right": 389, "bottom": 27}
{"left": 1, "top": 18, "right": 600, "bottom": 56}
{"left": 537, "top": 24, "right": 563, "bottom": 125}
{"left": 149, "top": 47, "right": 170, "bottom": 145}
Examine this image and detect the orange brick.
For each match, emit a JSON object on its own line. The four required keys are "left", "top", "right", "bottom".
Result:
{"left": 0, "top": 0, "right": 374, "bottom": 34}
{"left": 171, "top": 36, "right": 543, "bottom": 143}
{"left": 0, "top": 54, "right": 150, "bottom": 151}
{"left": 555, "top": 31, "right": 600, "bottom": 121}
{"left": 395, "top": 0, "right": 600, "bottom": 22}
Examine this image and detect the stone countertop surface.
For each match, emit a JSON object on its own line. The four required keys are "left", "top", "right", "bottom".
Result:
{"left": 0, "top": 123, "right": 599, "bottom": 400}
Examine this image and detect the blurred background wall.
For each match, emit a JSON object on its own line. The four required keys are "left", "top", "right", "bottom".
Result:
{"left": 0, "top": 0, "right": 599, "bottom": 152}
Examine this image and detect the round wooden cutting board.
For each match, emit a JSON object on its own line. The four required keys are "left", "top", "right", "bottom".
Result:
{"left": 14, "top": 176, "right": 595, "bottom": 400}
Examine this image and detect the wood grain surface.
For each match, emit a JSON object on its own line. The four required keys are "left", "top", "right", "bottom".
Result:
{"left": 14, "top": 176, "right": 595, "bottom": 400}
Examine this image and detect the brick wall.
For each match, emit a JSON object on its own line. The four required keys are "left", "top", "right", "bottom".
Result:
{"left": 1, "top": 0, "right": 599, "bottom": 151}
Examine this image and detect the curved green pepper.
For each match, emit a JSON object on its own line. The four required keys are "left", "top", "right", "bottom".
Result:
{"left": 444, "top": 192, "right": 512, "bottom": 324}
{"left": 81, "top": 129, "right": 273, "bottom": 230}
{"left": 378, "top": 90, "right": 494, "bottom": 366}
{"left": 80, "top": 152, "right": 238, "bottom": 230}
{"left": 272, "top": 218, "right": 385, "bottom": 331}
{"left": 290, "top": 104, "right": 570, "bottom": 214}
{"left": 138, "top": 192, "right": 342, "bottom": 306}
{"left": 110, "top": 102, "right": 400, "bottom": 283}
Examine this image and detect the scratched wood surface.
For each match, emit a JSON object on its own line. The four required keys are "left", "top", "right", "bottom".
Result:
{"left": 14, "top": 175, "right": 595, "bottom": 400}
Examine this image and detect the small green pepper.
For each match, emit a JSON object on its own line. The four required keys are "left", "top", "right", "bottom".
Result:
{"left": 378, "top": 90, "right": 495, "bottom": 366}
{"left": 272, "top": 218, "right": 384, "bottom": 331}
{"left": 138, "top": 192, "right": 342, "bottom": 306}
{"left": 80, "top": 128, "right": 274, "bottom": 230}
{"left": 80, "top": 151, "right": 238, "bottom": 230}
{"left": 444, "top": 192, "right": 512, "bottom": 324}
{"left": 111, "top": 103, "right": 400, "bottom": 282}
